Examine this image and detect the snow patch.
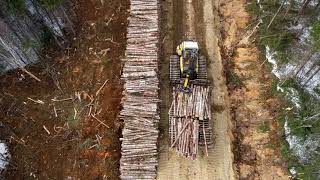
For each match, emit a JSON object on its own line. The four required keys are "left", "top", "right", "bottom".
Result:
{"left": 286, "top": 88, "right": 301, "bottom": 109}
{"left": 299, "top": 27, "right": 311, "bottom": 44}
{"left": 277, "top": 84, "right": 285, "bottom": 92}
{"left": 293, "top": 0, "right": 317, "bottom": 7}
{"left": 265, "top": 46, "right": 280, "bottom": 78}
{"left": 284, "top": 120, "right": 320, "bottom": 163}
{"left": 295, "top": 53, "right": 320, "bottom": 98}
{"left": 256, "top": 0, "right": 263, "bottom": 10}
{"left": 266, "top": 46, "right": 301, "bottom": 108}
{"left": 266, "top": 42, "right": 320, "bottom": 99}
{"left": 289, "top": 167, "right": 297, "bottom": 176}
{"left": 265, "top": 46, "right": 295, "bottom": 79}
{"left": 0, "top": 142, "right": 10, "bottom": 171}
{"left": 288, "top": 24, "right": 311, "bottom": 44}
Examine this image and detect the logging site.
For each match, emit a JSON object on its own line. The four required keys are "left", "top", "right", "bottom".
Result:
{"left": 1, "top": 0, "right": 320, "bottom": 179}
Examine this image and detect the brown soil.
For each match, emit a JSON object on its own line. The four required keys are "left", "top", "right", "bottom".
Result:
{"left": 0, "top": 0, "right": 128, "bottom": 179}
{"left": 219, "top": 0, "right": 289, "bottom": 179}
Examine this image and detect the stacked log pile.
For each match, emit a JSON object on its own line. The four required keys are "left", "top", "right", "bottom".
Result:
{"left": 169, "top": 85, "right": 211, "bottom": 159}
{"left": 119, "top": 0, "right": 160, "bottom": 179}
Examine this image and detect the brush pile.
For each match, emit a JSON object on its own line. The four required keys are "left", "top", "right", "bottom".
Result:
{"left": 119, "top": 0, "right": 160, "bottom": 179}
{"left": 169, "top": 85, "right": 212, "bottom": 159}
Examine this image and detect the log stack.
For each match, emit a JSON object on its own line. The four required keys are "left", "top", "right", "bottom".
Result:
{"left": 169, "top": 85, "right": 212, "bottom": 159}
{"left": 119, "top": 0, "right": 160, "bottom": 179}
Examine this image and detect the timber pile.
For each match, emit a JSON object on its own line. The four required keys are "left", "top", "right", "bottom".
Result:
{"left": 169, "top": 85, "right": 211, "bottom": 159}
{"left": 119, "top": 0, "right": 160, "bottom": 179}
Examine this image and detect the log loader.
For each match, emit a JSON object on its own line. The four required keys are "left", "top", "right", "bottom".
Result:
{"left": 169, "top": 40, "right": 212, "bottom": 157}
{"left": 170, "top": 40, "right": 208, "bottom": 92}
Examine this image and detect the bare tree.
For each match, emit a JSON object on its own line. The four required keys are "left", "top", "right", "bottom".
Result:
{"left": 303, "top": 65, "right": 320, "bottom": 86}
{"left": 295, "top": 0, "right": 312, "bottom": 23}
{"left": 294, "top": 51, "right": 313, "bottom": 77}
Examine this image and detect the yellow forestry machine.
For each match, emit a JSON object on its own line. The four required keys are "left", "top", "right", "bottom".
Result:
{"left": 169, "top": 40, "right": 212, "bottom": 155}
{"left": 169, "top": 40, "right": 208, "bottom": 92}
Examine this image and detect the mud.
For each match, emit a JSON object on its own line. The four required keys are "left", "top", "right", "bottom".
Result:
{"left": 219, "top": 0, "right": 289, "bottom": 179}
{"left": 157, "top": 0, "right": 234, "bottom": 179}
{"left": 0, "top": 0, "right": 128, "bottom": 179}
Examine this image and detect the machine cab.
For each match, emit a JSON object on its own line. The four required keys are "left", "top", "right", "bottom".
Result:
{"left": 177, "top": 41, "right": 199, "bottom": 80}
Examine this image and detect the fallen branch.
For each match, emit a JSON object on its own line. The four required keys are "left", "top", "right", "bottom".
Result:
{"left": 96, "top": 79, "right": 109, "bottom": 96}
{"left": 43, "top": 125, "right": 51, "bottom": 135}
{"left": 27, "top": 97, "right": 44, "bottom": 104}
{"left": 21, "top": 68, "right": 41, "bottom": 82}
{"left": 53, "top": 106, "right": 58, "bottom": 117}
{"left": 91, "top": 114, "right": 109, "bottom": 128}
{"left": 51, "top": 97, "right": 73, "bottom": 102}
{"left": 73, "top": 108, "right": 77, "bottom": 120}
{"left": 267, "top": 0, "right": 286, "bottom": 29}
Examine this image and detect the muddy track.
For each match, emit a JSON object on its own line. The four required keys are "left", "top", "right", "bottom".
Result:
{"left": 157, "top": 0, "right": 235, "bottom": 179}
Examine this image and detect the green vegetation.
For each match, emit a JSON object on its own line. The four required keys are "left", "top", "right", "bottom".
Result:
{"left": 41, "top": 26, "right": 56, "bottom": 47}
{"left": 0, "top": 64, "right": 6, "bottom": 72}
{"left": 254, "top": 0, "right": 320, "bottom": 65}
{"left": 79, "top": 138, "right": 94, "bottom": 149}
{"left": 246, "top": 2, "right": 260, "bottom": 16}
{"left": 226, "top": 71, "right": 244, "bottom": 88}
{"left": 5, "top": 0, "right": 26, "bottom": 14}
{"left": 274, "top": 79, "right": 320, "bottom": 178}
{"left": 314, "top": 85, "right": 320, "bottom": 96}
{"left": 258, "top": 121, "right": 270, "bottom": 133}
{"left": 280, "top": 79, "right": 320, "bottom": 139}
{"left": 265, "top": 141, "right": 277, "bottom": 149}
{"left": 263, "top": 78, "right": 280, "bottom": 99}
{"left": 22, "top": 38, "right": 39, "bottom": 51}
{"left": 38, "top": 0, "right": 63, "bottom": 10}
{"left": 311, "top": 21, "right": 320, "bottom": 50}
{"left": 247, "top": 1, "right": 320, "bottom": 178}
{"left": 256, "top": 2, "right": 296, "bottom": 64}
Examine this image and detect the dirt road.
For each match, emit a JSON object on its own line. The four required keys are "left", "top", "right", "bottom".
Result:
{"left": 157, "top": 0, "right": 235, "bottom": 179}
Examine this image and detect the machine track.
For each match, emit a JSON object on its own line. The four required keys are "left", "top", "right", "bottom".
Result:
{"left": 169, "top": 55, "right": 180, "bottom": 83}
{"left": 169, "top": 55, "right": 208, "bottom": 86}
{"left": 197, "top": 55, "right": 208, "bottom": 80}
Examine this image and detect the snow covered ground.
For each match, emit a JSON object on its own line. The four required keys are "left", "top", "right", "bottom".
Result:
{"left": 0, "top": 142, "right": 10, "bottom": 173}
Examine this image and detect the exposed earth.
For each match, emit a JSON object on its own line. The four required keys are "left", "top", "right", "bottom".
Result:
{"left": 220, "top": 0, "right": 289, "bottom": 179}
{"left": 0, "top": 0, "right": 128, "bottom": 179}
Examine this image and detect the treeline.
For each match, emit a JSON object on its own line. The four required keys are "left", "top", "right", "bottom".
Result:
{"left": 252, "top": 0, "right": 320, "bottom": 89}
{"left": 248, "top": 0, "right": 320, "bottom": 179}
{"left": 0, "top": 0, "right": 75, "bottom": 76}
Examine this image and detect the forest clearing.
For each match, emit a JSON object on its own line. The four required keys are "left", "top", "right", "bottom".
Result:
{"left": 0, "top": 0, "right": 128, "bottom": 178}
{"left": 0, "top": 0, "right": 319, "bottom": 179}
